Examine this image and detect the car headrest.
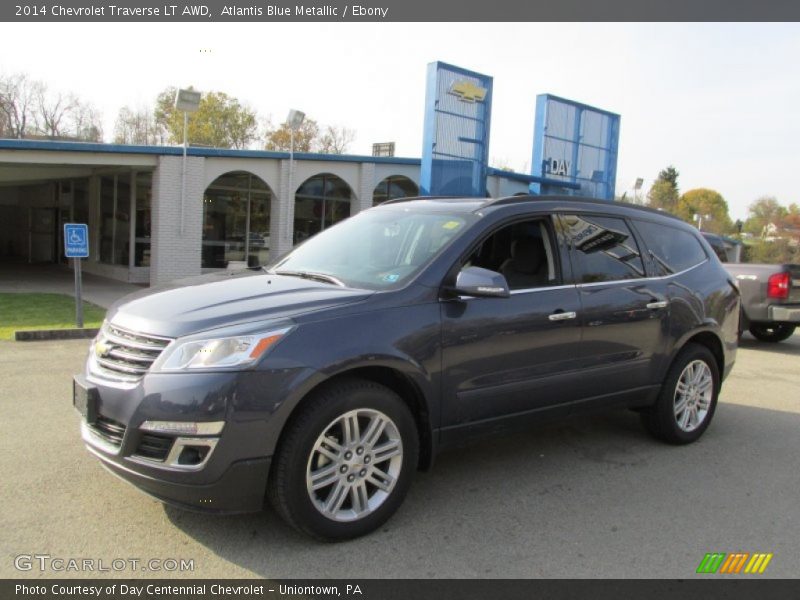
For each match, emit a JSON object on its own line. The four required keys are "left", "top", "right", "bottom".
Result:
{"left": 509, "top": 237, "right": 545, "bottom": 274}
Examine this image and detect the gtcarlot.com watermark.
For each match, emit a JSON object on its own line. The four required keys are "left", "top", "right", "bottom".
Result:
{"left": 14, "top": 554, "right": 194, "bottom": 573}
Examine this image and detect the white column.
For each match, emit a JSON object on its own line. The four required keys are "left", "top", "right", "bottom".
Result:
{"left": 150, "top": 155, "right": 205, "bottom": 285}
{"left": 354, "top": 162, "right": 376, "bottom": 215}
{"left": 269, "top": 159, "right": 294, "bottom": 260}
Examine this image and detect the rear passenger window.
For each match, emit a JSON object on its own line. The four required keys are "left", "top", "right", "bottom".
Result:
{"left": 633, "top": 220, "right": 708, "bottom": 276}
{"left": 561, "top": 214, "right": 645, "bottom": 283}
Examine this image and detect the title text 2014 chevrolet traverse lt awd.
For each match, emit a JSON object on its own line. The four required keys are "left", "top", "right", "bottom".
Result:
{"left": 74, "top": 196, "right": 739, "bottom": 540}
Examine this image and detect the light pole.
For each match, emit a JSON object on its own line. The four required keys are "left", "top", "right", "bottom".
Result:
{"left": 285, "top": 109, "right": 305, "bottom": 248}
{"left": 633, "top": 178, "right": 644, "bottom": 204}
{"left": 175, "top": 88, "right": 201, "bottom": 236}
{"left": 693, "top": 213, "right": 711, "bottom": 231}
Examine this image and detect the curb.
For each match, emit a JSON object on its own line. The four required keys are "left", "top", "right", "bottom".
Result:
{"left": 15, "top": 328, "right": 100, "bottom": 342}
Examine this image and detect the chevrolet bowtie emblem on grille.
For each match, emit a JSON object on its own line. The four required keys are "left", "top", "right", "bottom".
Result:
{"left": 449, "top": 80, "right": 487, "bottom": 103}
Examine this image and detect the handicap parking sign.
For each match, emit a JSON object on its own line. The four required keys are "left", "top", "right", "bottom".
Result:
{"left": 64, "top": 223, "right": 89, "bottom": 258}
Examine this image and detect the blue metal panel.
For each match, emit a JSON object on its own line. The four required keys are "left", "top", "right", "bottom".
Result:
{"left": 530, "top": 94, "right": 620, "bottom": 200}
{"left": 420, "top": 61, "right": 493, "bottom": 197}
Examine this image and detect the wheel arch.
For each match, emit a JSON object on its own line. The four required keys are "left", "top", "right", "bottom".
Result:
{"left": 272, "top": 365, "right": 436, "bottom": 472}
{"left": 676, "top": 329, "right": 725, "bottom": 379}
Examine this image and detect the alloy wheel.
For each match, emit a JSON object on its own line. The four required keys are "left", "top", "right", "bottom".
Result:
{"left": 673, "top": 359, "right": 713, "bottom": 433}
{"left": 306, "top": 409, "right": 403, "bottom": 522}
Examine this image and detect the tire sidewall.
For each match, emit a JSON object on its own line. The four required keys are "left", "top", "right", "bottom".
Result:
{"left": 277, "top": 381, "right": 418, "bottom": 541}
{"left": 749, "top": 323, "right": 796, "bottom": 343}
{"left": 656, "top": 345, "right": 720, "bottom": 444}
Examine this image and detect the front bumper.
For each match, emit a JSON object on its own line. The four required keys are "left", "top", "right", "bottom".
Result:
{"left": 87, "top": 438, "right": 270, "bottom": 514}
{"left": 74, "top": 361, "right": 312, "bottom": 514}
{"left": 768, "top": 305, "right": 800, "bottom": 323}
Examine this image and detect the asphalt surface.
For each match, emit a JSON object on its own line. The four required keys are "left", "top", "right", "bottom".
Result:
{"left": 1, "top": 333, "right": 799, "bottom": 579}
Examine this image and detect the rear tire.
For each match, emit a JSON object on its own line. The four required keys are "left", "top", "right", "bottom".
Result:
{"left": 267, "top": 378, "right": 418, "bottom": 541}
{"left": 748, "top": 323, "right": 796, "bottom": 343}
{"left": 641, "top": 343, "right": 720, "bottom": 444}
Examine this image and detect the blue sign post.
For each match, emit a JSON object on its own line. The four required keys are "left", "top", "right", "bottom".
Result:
{"left": 420, "top": 61, "right": 493, "bottom": 197}
{"left": 530, "top": 94, "right": 621, "bottom": 200}
{"left": 63, "top": 223, "right": 89, "bottom": 327}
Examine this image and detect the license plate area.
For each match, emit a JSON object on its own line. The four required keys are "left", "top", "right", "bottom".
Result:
{"left": 73, "top": 375, "right": 98, "bottom": 424}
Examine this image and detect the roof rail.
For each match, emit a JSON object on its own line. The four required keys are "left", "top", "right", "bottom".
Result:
{"left": 483, "top": 194, "right": 685, "bottom": 222}
{"left": 379, "top": 195, "right": 476, "bottom": 205}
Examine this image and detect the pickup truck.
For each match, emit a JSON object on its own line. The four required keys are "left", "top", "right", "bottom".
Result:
{"left": 703, "top": 233, "right": 800, "bottom": 342}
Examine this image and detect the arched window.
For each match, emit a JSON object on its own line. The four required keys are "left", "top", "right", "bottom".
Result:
{"left": 202, "top": 171, "right": 273, "bottom": 268}
{"left": 372, "top": 176, "right": 419, "bottom": 206}
{"left": 294, "top": 173, "right": 354, "bottom": 244}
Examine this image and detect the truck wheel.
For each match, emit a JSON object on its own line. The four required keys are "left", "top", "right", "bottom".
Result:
{"left": 641, "top": 343, "right": 719, "bottom": 445}
{"left": 748, "top": 323, "right": 796, "bottom": 343}
{"left": 267, "top": 378, "right": 418, "bottom": 541}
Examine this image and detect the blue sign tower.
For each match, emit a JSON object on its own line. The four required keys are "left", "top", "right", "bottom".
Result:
{"left": 530, "top": 94, "right": 621, "bottom": 200}
{"left": 420, "top": 61, "right": 493, "bottom": 197}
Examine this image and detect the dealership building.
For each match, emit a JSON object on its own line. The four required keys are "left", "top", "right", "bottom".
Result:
{"left": 0, "top": 62, "right": 621, "bottom": 287}
{"left": 0, "top": 139, "right": 541, "bottom": 285}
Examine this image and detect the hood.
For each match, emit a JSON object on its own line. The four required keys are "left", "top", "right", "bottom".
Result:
{"left": 106, "top": 270, "right": 374, "bottom": 338}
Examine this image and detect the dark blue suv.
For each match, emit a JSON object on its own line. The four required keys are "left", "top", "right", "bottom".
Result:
{"left": 74, "top": 196, "right": 739, "bottom": 540}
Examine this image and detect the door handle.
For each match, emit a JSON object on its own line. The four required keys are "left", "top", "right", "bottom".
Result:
{"left": 548, "top": 311, "right": 577, "bottom": 321}
{"left": 646, "top": 300, "right": 668, "bottom": 310}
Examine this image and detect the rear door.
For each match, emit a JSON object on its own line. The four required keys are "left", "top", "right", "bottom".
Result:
{"left": 559, "top": 213, "right": 670, "bottom": 399}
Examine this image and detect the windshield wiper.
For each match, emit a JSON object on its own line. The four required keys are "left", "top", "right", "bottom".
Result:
{"left": 272, "top": 270, "right": 346, "bottom": 287}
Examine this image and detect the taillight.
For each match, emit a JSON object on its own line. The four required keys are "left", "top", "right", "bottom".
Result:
{"left": 767, "top": 272, "right": 790, "bottom": 299}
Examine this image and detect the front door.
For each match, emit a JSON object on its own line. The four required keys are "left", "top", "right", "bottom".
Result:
{"left": 440, "top": 217, "right": 585, "bottom": 432}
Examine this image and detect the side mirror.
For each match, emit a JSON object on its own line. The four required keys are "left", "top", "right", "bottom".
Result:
{"left": 451, "top": 266, "right": 510, "bottom": 298}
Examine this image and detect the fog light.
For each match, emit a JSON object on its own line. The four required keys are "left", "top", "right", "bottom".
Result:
{"left": 177, "top": 445, "right": 210, "bottom": 466}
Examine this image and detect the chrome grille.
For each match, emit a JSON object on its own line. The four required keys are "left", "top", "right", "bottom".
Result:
{"left": 92, "top": 323, "right": 171, "bottom": 380}
{"left": 90, "top": 415, "right": 126, "bottom": 447}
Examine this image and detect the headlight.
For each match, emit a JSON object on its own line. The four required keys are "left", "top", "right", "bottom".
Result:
{"left": 159, "top": 327, "right": 291, "bottom": 371}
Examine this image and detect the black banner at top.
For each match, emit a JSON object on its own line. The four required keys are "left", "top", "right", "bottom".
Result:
{"left": 3, "top": 0, "right": 800, "bottom": 22}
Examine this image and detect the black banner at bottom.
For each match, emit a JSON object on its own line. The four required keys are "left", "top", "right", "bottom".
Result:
{"left": 4, "top": 579, "right": 800, "bottom": 600}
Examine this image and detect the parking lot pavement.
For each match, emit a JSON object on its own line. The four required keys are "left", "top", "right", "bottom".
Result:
{"left": 1, "top": 333, "right": 799, "bottom": 579}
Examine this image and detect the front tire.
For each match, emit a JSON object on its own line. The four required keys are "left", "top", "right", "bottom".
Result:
{"left": 748, "top": 323, "right": 796, "bottom": 343}
{"left": 641, "top": 343, "right": 720, "bottom": 444}
{"left": 268, "top": 378, "right": 419, "bottom": 541}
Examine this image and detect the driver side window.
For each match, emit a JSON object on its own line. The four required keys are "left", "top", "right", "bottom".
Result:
{"left": 465, "top": 219, "right": 560, "bottom": 291}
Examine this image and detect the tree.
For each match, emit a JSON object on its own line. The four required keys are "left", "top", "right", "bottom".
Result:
{"left": 317, "top": 125, "right": 356, "bottom": 154}
{"left": 657, "top": 165, "right": 679, "bottom": 189}
{"left": 113, "top": 106, "right": 164, "bottom": 145}
{"left": 676, "top": 188, "right": 733, "bottom": 235}
{"left": 33, "top": 88, "right": 102, "bottom": 141}
{"left": 744, "top": 239, "right": 798, "bottom": 264}
{"left": 0, "top": 72, "right": 102, "bottom": 141}
{"left": 0, "top": 72, "right": 38, "bottom": 138}
{"left": 743, "top": 196, "right": 787, "bottom": 237}
{"left": 264, "top": 118, "right": 320, "bottom": 152}
{"left": 646, "top": 165, "right": 680, "bottom": 213}
{"left": 33, "top": 88, "right": 75, "bottom": 138}
{"left": 68, "top": 100, "right": 104, "bottom": 142}
{"left": 154, "top": 86, "right": 258, "bottom": 149}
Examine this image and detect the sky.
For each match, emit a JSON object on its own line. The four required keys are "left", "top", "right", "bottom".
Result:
{"left": 1, "top": 22, "right": 798, "bottom": 220}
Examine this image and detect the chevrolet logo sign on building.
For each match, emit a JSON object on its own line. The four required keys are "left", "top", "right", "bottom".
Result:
{"left": 448, "top": 80, "right": 488, "bottom": 103}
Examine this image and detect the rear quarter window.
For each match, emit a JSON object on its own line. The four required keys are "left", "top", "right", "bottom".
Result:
{"left": 633, "top": 220, "right": 708, "bottom": 276}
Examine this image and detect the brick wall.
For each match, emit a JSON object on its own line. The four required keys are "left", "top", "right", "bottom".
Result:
{"left": 150, "top": 155, "right": 205, "bottom": 285}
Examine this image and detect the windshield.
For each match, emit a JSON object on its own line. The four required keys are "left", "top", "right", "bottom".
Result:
{"left": 271, "top": 207, "right": 475, "bottom": 290}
